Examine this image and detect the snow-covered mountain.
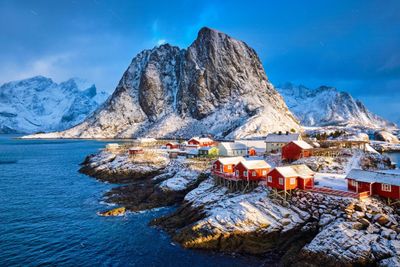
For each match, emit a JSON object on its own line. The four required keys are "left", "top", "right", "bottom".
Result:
{"left": 0, "top": 76, "right": 108, "bottom": 133}
{"left": 277, "top": 83, "right": 396, "bottom": 128}
{"left": 29, "top": 27, "right": 299, "bottom": 139}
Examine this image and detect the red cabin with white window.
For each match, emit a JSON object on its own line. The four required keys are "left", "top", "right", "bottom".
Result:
{"left": 266, "top": 165, "right": 315, "bottom": 190}
{"left": 281, "top": 141, "right": 313, "bottom": 161}
{"left": 345, "top": 169, "right": 400, "bottom": 199}
{"left": 129, "top": 147, "right": 144, "bottom": 155}
{"left": 212, "top": 157, "right": 245, "bottom": 175}
{"left": 188, "top": 137, "right": 214, "bottom": 147}
{"left": 234, "top": 160, "right": 271, "bottom": 181}
{"left": 248, "top": 147, "right": 257, "bottom": 156}
{"left": 165, "top": 142, "right": 179, "bottom": 149}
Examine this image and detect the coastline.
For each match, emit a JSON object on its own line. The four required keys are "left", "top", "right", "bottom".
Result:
{"left": 80, "top": 147, "right": 400, "bottom": 266}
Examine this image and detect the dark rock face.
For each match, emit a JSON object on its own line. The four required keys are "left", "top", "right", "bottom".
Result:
{"left": 51, "top": 27, "right": 299, "bottom": 139}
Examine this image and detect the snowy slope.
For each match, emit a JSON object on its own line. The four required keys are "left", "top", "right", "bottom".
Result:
{"left": 27, "top": 27, "right": 299, "bottom": 139}
{"left": 0, "top": 76, "right": 108, "bottom": 133}
{"left": 277, "top": 83, "right": 395, "bottom": 128}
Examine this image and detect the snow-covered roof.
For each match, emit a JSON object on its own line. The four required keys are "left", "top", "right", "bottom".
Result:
{"left": 219, "top": 142, "right": 247, "bottom": 150}
{"left": 235, "top": 140, "right": 265, "bottom": 149}
{"left": 274, "top": 164, "right": 314, "bottom": 178}
{"left": 346, "top": 169, "right": 400, "bottom": 186}
{"left": 291, "top": 140, "right": 313, "bottom": 149}
{"left": 217, "top": 156, "right": 245, "bottom": 165}
{"left": 265, "top": 133, "right": 300, "bottom": 143}
{"left": 190, "top": 136, "right": 213, "bottom": 143}
{"left": 240, "top": 160, "right": 271, "bottom": 170}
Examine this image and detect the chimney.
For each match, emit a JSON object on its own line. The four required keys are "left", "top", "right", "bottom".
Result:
{"left": 278, "top": 131, "right": 282, "bottom": 135}
{"left": 286, "top": 131, "right": 289, "bottom": 135}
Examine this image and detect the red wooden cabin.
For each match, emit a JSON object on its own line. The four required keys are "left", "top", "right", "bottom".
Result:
{"left": 267, "top": 164, "right": 315, "bottom": 190}
{"left": 129, "top": 147, "right": 144, "bottom": 155}
{"left": 345, "top": 169, "right": 400, "bottom": 199}
{"left": 281, "top": 141, "right": 313, "bottom": 161}
{"left": 213, "top": 157, "right": 245, "bottom": 175}
{"left": 165, "top": 142, "right": 179, "bottom": 149}
{"left": 234, "top": 160, "right": 271, "bottom": 181}
{"left": 188, "top": 137, "right": 214, "bottom": 147}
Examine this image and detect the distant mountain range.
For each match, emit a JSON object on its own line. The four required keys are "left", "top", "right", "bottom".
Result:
{"left": 277, "top": 83, "right": 396, "bottom": 128}
{"left": 15, "top": 28, "right": 396, "bottom": 138}
{"left": 0, "top": 76, "right": 108, "bottom": 133}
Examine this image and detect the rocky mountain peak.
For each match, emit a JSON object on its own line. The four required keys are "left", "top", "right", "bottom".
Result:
{"left": 30, "top": 28, "right": 300, "bottom": 139}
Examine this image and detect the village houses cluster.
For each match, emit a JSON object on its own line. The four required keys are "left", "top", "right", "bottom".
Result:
{"left": 105, "top": 131, "right": 400, "bottom": 202}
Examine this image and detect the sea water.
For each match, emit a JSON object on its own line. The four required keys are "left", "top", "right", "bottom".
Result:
{"left": 0, "top": 135, "right": 261, "bottom": 266}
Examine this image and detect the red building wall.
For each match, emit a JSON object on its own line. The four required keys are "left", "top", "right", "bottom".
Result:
{"left": 234, "top": 162, "right": 270, "bottom": 181}
{"left": 373, "top": 183, "right": 400, "bottom": 199}
{"left": 213, "top": 160, "right": 235, "bottom": 174}
{"left": 188, "top": 139, "right": 200, "bottom": 146}
{"left": 248, "top": 148, "right": 257, "bottom": 156}
{"left": 281, "top": 142, "right": 312, "bottom": 161}
{"left": 166, "top": 143, "right": 179, "bottom": 149}
{"left": 267, "top": 169, "right": 297, "bottom": 190}
{"left": 298, "top": 177, "right": 314, "bottom": 189}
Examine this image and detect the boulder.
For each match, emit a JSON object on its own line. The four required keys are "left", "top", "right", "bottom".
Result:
{"left": 98, "top": 207, "right": 126, "bottom": 216}
{"left": 374, "top": 130, "right": 399, "bottom": 144}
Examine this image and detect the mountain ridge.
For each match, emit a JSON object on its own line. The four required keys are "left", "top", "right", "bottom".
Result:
{"left": 277, "top": 82, "right": 396, "bottom": 128}
{"left": 29, "top": 27, "right": 299, "bottom": 139}
{"left": 0, "top": 76, "right": 108, "bottom": 133}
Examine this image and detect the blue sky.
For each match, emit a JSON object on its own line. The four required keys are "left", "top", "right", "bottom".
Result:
{"left": 0, "top": 0, "right": 399, "bottom": 123}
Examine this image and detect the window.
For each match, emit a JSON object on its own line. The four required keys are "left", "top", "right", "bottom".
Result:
{"left": 214, "top": 164, "right": 217, "bottom": 169}
{"left": 252, "top": 171, "right": 256, "bottom": 176}
{"left": 382, "top": 184, "right": 391, "bottom": 192}
{"left": 279, "top": 178, "right": 284, "bottom": 185}
{"left": 227, "top": 165, "right": 232, "bottom": 170}
{"left": 290, "top": 178, "right": 296, "bottom": 185}
{"left": 262, "top": 170, "right": 267, "bottom": 176}
{"left": 235, "top": 170, "right": 239, "bottom": 176}
{"left": 267, "top": 176, "right": 272, "bottom": 182}
{"left": 350, "top": 180, "right": 357, "bottom": 187}
{"left": 220, "top": 166, "right": 223, "bottom": 172}
{"left": 244, "top": 171, "right": 248, "bottom": 176}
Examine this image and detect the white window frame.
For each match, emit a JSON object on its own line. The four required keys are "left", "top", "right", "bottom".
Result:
{"left": 252, "top": 171, "right": 256, "bottom": 177}
{"left": 279, "top": 178, "right": 284, "bottom": 185}
{"left": 290, "top": 178, "right": 296, "bottom": 185}
{"left": 267, "top": 176, "right": 272, "bottom": 182}
{"left": 382, "top": 184, "right": 391, "bottom": 192}
{"left": 235, "top": 170, "right": 239, "bottom": 176}
{"left": 262, "top": 170, "right": 267, "bottom": 176}
{"left": 243, "top": 171, "right": 248, "bottom": 177}
{"left": 220, "top": 166, "right": 223, "bottom": 172}
{"left": 351, "top": 179, "right": 357, "bottom": 187}
{"left": 227, "top": 165, "right": 232, "bottom": 170}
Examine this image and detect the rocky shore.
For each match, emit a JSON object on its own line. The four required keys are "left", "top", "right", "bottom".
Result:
{"left": 80, "top": 149, "right": 400, "bottom": 266}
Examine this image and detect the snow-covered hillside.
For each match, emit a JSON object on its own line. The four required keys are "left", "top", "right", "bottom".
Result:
{"left": 0, "top": 76, "right": 108, "bottom": 133}
{"left": 27, "top": 27, "right": 299, "bottom": 139}
{"left": 277, "top": 83, "right": 395, "bottom": 128}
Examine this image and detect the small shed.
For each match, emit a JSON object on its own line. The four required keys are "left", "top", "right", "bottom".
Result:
{"left": 185, "top": 149, "right": 199, "bottom": 158}
{"left": 281, "top": 140, "right": 313, "bottom": 161}
{"left": 345, "top": 169, "right": 400, "bottom": 199}
{"left": 234, "top": 160, "right": 271, "bottom": 181}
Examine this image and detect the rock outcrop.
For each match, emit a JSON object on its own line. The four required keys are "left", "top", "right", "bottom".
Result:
{"left": 27, "top": 27, "right": 299, "bottom": 139}
{"left": 375, "top": 130, "right": 400, "bottom": 144}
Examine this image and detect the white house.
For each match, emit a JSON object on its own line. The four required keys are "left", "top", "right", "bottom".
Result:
{"left": 235, "top": 140, "right": 266, "bottom": 155}
{"left": 265, "top": 133, "right": 301, "bottom": 153}
{"left": 218, "top": 142, "right": 247, "bottom": 156}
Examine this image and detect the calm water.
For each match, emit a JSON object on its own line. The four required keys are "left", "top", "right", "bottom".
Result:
{"left": 0, "top": 135, "right": 261, "bottom": 266}
{"left": 385, "top": 152, "right": 400, "bottom": 168}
